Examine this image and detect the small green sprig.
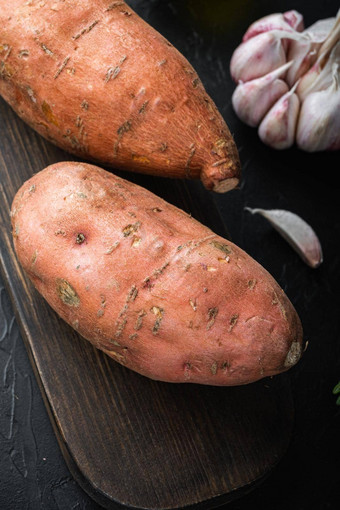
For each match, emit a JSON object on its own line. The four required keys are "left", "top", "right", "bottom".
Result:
{"left": 333, "top": 381, "right": 340, "bottom": 405}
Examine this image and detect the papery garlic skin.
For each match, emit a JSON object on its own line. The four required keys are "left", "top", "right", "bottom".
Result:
{"left": 232, "top": 62, "right": 292, "bottom": 127}
{"left": 258, "top": 85, "right": 300, "bottom": 149}
{"left": 296, "top": 66, "right": 340, "bottom": 151}
{"left": 297, "top": 40, "right": 340, "bottom": 100}
{"left": 286, "top": 18, "right": 335, "bottom": 86}
{"left": 304, "top": 17, "right": 336, "bottom": 42}
{"left": 286, "top": 40, "right": 317, "bottom": 87}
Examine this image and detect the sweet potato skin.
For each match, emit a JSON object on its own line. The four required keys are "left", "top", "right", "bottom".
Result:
{"left": 0, "top": 0, "right": 240, "bottom": 192}
{"left": 11, "top": 162, "right": 303, "bottom": 385}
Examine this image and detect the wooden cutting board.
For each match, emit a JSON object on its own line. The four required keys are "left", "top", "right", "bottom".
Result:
{"left": 0, "top": 97, "right": 294, "bottom": 509}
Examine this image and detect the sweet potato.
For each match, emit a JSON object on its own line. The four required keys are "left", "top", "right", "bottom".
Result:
{"left": 0, "top": 0, "right": 240, "bottom": 192}
{"left": 11, "top": 162, "right": 303, "bottom": 385}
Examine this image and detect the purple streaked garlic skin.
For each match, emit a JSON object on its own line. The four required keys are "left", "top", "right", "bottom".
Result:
{"left": 231, "top": 62, "right": 292, "bottom": 127}
{"left": 258, "top": 85, "right": 300, "bottom": 149}
{"left": 232, "top": 79, "right": 288, "bottom": 127}
{"left": 230, "top": 9, "right": 340, "bottom": 152}
{"left": 283, "top": 10, "right": 305, "bottom": 32}
{"left": 230, "top": 30, "right": 307, "bottom": 83}
{"left": 242, "top": 10, "right": 304, "bottom": 42}
{"left": 230, "top": 31, "right": 287, "bottom": 83}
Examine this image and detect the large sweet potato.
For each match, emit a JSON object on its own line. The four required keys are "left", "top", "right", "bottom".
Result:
{"left": 11, "top": 162, "right": 303, "bottom": 385}
{"left": 0, "top": 0, "right": 240, "bottom": 192}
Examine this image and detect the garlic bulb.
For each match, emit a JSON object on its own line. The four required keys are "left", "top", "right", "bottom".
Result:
{"left": 230, "top": 9, "right": 340, "bottom": 152}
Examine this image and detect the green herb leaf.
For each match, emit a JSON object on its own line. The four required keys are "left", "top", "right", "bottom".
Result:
{"left": 333, "top": 381, "right": 340, "bottom": 395}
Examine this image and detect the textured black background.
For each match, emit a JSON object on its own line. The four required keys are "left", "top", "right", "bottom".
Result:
{"left": 1, "top": 0, "right": 340, "bottom": 509}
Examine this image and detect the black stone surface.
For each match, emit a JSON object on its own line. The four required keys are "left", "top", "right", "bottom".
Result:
{"left": 1, "top": 0, "right": 340, "bottom": 509}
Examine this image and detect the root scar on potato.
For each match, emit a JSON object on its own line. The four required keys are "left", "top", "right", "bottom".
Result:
{"left": 207, "top": 307, "right": 218, "bottom": 330}
{"left": 76, "top": 233, "right": 86, "bottom": 244}
{"left": 56, "top": 278, "right": 80, "bottom": 307}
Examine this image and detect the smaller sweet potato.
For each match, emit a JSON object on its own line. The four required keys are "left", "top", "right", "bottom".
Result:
{"left": 11, "top": 162, "right": 303, "bottom": 385}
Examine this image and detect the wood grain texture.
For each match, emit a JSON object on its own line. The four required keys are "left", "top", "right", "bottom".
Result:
{"left": 0, "top": 96, "right": 294, "bottom": 509}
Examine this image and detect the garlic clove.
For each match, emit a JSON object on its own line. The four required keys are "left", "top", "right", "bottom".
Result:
{"left": 296, "top": 64, "right": 340, "bottom": 152}
{"left": 245, "top": 208, "right": 323, "bottom": 268}
{"left": 230, "top": 30, "right": 308, "bottom": 83}
{"left": 232, "top": 80, "right": 288, "bottom": 127}
{"left": 258, "top": 82, "right": 300, "bottom": 149}
{"left": 230, "top": 31, "right": 287, "bottom": 83}
{"left": 243, "top": 11, "right": 303, "bottom": 42}
{"left": 232, "top": 62, "right": 292, "bottom": 127}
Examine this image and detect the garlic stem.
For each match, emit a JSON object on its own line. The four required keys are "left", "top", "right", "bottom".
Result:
{"left": 303, "top": 12, "right": 340, "bottom": 92}
{"left": 286, "top": 18, "right": 336, "bottom": 87}
{"left": 297, "top": 40, "right": 340, "bottom": 100}
{"left": 317, "top": 9, "right": 340, "bottom": 59}
{"left": 232, "top": 61, "right": 292, "bottom": 127}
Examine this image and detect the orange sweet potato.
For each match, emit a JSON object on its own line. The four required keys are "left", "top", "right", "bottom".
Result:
{"left": 11, "top": 162, "right": 303, "bottom": 385}
{"left": 0, "top": 0, "right": 240, "bottom": 192}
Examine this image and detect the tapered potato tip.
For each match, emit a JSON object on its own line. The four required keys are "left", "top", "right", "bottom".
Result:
{"left": 201, "top": 138, "right": 241, "bottom": 192}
